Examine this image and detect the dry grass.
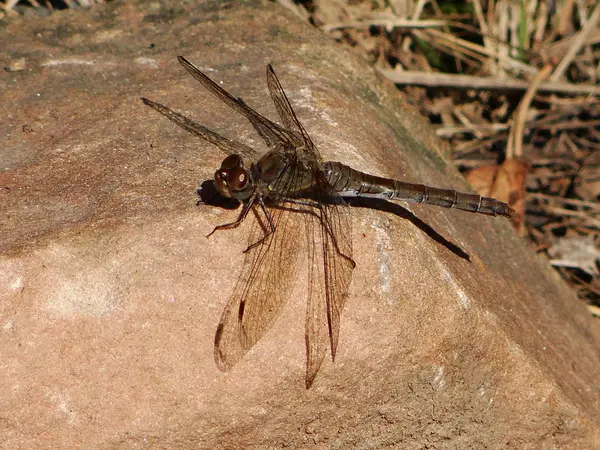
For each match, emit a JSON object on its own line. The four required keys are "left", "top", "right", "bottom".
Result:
{"left": 0, "top": 0, "right": 105, "bottom": 17}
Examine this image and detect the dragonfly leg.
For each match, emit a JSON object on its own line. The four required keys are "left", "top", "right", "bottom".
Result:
{"left": 277, "top": 198, "right": 356, "bottom": 268}
{"left": 206, "top": 194, "right": 257, "bottom": 238}
{"left": 243, "top": 199, "right": 276, "bottom": 252}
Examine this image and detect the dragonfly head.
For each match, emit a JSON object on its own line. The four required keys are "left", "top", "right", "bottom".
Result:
{"left": 214, "top": 154, "right": 253, "bottom": 200}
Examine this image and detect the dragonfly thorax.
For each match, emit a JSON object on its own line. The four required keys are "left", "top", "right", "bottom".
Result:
{"left": 214, "top": 154, "right": 254, "bottom": 200}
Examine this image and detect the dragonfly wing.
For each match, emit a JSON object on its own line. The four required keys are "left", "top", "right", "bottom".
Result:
{"left": 213, "top": 201, "right": 303, "bottom": 370}
{"left": 264, "top": 67, "right": 355, "bottom": 380}
{"left": 304, "top": 186, "right": 354, "bottom": 388}
{"left": 141, "top": 97, "right": 257, "bottom": 158}
{"left": 265, "top": 64, "right": 322, "bottom": 163}
{"left": 214, "top": 161, "right": 306, "bottom": 372}
{"left": 178, "top": 56, "right": 300, "bottom": 150}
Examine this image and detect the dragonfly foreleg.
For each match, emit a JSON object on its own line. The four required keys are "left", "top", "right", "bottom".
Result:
{"left": 207, "top": 193, "right": 257, "bottom": 238}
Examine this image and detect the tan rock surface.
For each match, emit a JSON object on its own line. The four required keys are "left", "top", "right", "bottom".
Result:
{"left": 1, "top": 1, "right": 599, "bottom": 448}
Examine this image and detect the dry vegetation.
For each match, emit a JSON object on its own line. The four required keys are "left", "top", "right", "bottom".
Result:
{"left": 0, "top": 0, "right": 102, "bottom": 15}
{"left": 2, "top": 0, "right": 599, "bottom": 317}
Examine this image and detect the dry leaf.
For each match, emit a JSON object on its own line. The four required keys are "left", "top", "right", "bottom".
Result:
{"left": 548, "top": 236, "right": 600, "bottom": 277}
{"left": 465, "top": 158, "right": 528, "bottom": 230}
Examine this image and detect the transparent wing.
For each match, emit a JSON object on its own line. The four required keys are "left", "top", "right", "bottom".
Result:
{"left": 265, "top": 65, "right": 355, "bottom": 386}
{"left": 304, "top": 183, "right": 355, "bottom": 388}
{"left": 214, "top": 159, "right": 306, "bottom": 371}
{"left": 265, "top": 64, "right": 323, "bottom": 163}
{"left": 178, "top": 56, "right": 302, "bottom": 150}
{"left": 141, "top": 97, "right": 257, "bottom": 158}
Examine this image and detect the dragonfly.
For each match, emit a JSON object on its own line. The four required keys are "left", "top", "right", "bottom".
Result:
{"left": 141, "top": 56, "right": 514, "bottom": 388}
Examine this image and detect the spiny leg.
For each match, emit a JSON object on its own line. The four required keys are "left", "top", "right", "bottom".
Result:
{"left": 206, "top": 193, "right": 257, "bottom": 238}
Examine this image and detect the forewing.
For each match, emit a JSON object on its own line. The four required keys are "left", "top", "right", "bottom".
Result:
{"left": 214, "top": 161, "right": 306, "bottom": 371}
{"left": 178, "top": 56, "right": 301, "bottom": 150}
{"left": 141, "top": 97, "right": 256, "bottom": 158}
{"left": 304, "top": 185, "right": 354, "bottom": 388}
{"left": 265, "top": 65, "right": 322, "bottom": 163}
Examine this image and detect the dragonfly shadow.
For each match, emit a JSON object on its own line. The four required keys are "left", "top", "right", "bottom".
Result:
{"left": 196, "top": 179, "right": 240, "bottom": 210}
{"left": 345, "top": 197, "right": 471, "bottom": 262}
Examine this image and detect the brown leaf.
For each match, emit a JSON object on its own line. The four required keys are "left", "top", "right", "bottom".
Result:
{"left": 465, "top": 158, "right": 528, "bottom": 231}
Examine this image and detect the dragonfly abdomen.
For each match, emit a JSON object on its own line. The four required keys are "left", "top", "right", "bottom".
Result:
{"left": 321, "top": 161, "right": 515, "bottom": 218}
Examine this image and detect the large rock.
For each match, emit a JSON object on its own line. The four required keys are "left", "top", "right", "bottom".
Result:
{"left": 1, "top": 1, "right": 599, "bottom": 448}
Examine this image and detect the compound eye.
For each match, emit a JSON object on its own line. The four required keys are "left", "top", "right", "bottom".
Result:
{"left": 228, "top": 167, "right": 248, "bottom": 191}
{"left": 220, "top": 154, "right": 243, "bottom": 170}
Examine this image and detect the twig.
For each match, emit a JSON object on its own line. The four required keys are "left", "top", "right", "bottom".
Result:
{"left": 551, "top": 3, "right": 600, "bottom": 81}
{"left": 413, "top": 29, "right": 491, "bottom": 67}
{"left": 507, "top": 64, "right": 553, "bottom": 159}
{"left": 378, "top": 69, "right": 600, "bottom": 95}
{"left": 545, "top": 206, "right": 600, "bottom": 228}
{"left": 322, "top": 19, "right": 449, "bottom": 32}
{"left": 435, "top": 123, "right": 510, "bottom": 137}
{"left": 540, "top": 119, "right": 600, "bottom": 132}
{"left": 1, "top": 0, "right": 21, "bottom": 11}
{"left": 587, "top": 304, "right": 600, "bottom": 318}
{"left": 423, "top": 28, "right": 537, "bottom": 75}
{"left": 541, "top": 28, "right": 600, "bottom": 60}
{"left": 528, "top": 193, "right": 600, "bottom": 211}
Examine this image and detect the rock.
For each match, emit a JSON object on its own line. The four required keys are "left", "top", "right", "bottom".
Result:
{"left": 1, "top": 1, "right": 599, "bottom": 448}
